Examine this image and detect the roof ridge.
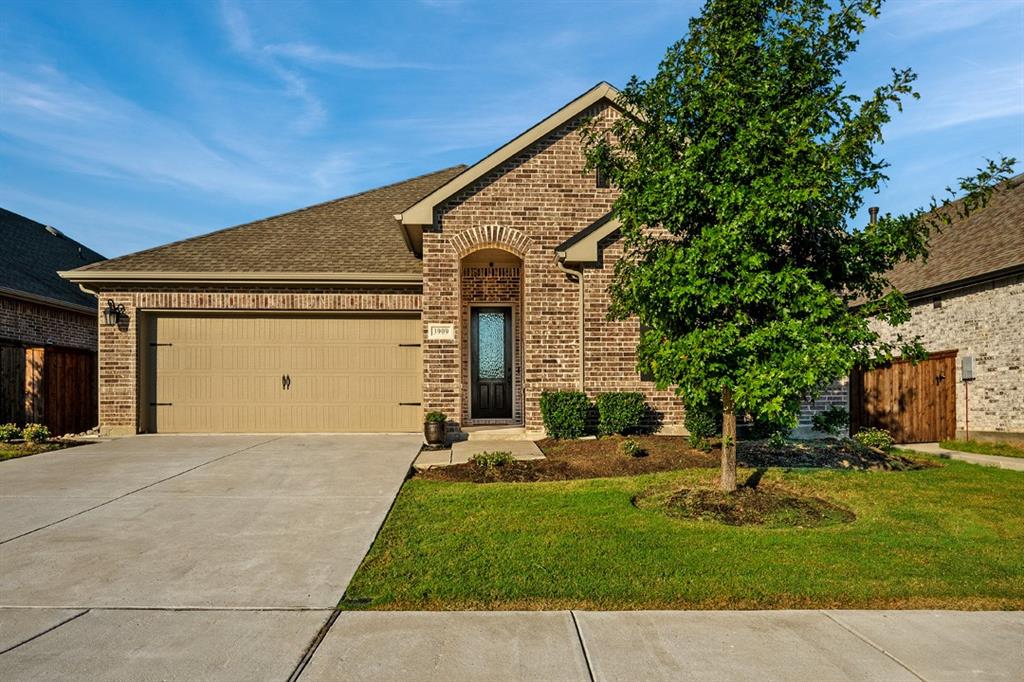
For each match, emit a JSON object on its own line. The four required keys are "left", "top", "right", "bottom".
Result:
{"left": 76, "top": 165, "right": 467, "bottom": 272}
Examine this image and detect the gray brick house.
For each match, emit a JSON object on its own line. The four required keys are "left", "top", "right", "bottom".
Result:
{"left": 861, "top": 175, "right": 1024, "bottom": 442}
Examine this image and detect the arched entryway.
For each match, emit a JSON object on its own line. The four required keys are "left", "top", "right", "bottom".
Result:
{"left": 459, "top": 247, "right": 523, "bottom": 425}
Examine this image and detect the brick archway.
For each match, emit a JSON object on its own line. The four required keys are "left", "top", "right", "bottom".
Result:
{"left": 450, "top": 225, "right": 534, "bottom": 259}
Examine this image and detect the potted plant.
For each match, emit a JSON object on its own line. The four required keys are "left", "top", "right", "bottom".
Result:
{"left": 424, "top": 411, "right": 447, "bottom": 446}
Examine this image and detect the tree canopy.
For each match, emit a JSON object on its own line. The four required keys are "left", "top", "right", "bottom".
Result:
{"left": 583, "top": 0, "right": 1014, "bottom": 489}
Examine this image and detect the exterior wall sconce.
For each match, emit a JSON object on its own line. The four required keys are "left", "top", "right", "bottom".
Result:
{"left": 103, "top": 299, "right": 126, "bottom": 326}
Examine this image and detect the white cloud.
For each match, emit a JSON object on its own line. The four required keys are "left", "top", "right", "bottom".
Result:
{"left": 879, "top": 0, "right": 1020, "bottom": 39}
{"left": 264, "top": 43, "right": 440, "bottom": 70}
{"left": 888, "top": 64, "right": 1024, "bottom": 136}
{"left": 0, "top": 67, "right": 320, "bottom": 200}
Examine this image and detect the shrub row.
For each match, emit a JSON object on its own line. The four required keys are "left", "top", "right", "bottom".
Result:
{"left": 540, "top": 391, "right": 648, "bottom": 439}
{"left": 0, "top": 423, "right": 51, "bottom": 444}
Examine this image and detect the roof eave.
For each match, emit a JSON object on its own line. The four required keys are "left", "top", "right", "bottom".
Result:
{"left": 0, "top": 286, "right": 97, "bottom": 315}
{"left": 554, "top": 215, "right": 622, "bottom": 263}
{"left": 58, "top": 270, "right": 423, "bottom": 286}
{"left": 399, "top": 82, "right": 623, "bottom": 226}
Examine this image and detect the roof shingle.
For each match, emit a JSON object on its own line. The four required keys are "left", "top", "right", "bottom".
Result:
{"left": 74, "top": 165, "right": 466, "bottom": 275}
{"left": 885, "top": 174, "right": 1024, "bottom": 297}
{"left": 0, "top": 208, "right": 105, "bottom": 309}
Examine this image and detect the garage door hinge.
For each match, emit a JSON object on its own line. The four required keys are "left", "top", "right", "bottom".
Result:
{"left": 398, "top": 402, "right": 422, "bottom": 406}
{"left": 150, "top": 402, "right": 172, "bottom": 406}
{"left": 398, "top": 343, "right": 421, "bottom": 347}
{"left": 149, "top": 343, "right": 173, "bottom": 347}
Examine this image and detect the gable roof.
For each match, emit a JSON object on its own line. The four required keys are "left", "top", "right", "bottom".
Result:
{"left": 555, "top": 213, "right": 621, "bottom": 263}
{"left": 886, "top": 173, "right": 1024, "bottom": 298}
{"left": 63, "top": 166, "right": 466, "bottom": 285}
{"left": 398, "top": 82, "right": 622, "bottom": 227}
{"left": 0, "top": 208, "right": 105, "bottom": 313}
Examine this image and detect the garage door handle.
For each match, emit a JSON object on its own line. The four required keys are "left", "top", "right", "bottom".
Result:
{"left": 399, "top": 402, "right": 421, "bottom": 406}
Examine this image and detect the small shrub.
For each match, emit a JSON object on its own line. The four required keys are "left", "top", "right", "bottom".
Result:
{"left": 424, "top": 411, "right": 447, "bottom": 423}
{"left": 684, "top": 399, "right": 720, "bottom": 448}
{"left": 855, "top": 427, "right": 894, "bottom": 451}
{"left": 470, "top": 451, "right": 514, "bottom": 469}
{"left": 767, "top": 431, "right": 787, "bottom": 448}
{"left": 812, "top": 406, "right": 849, "bottom": 437}
{"left": 539, "top": 390, "right": 590, "bottom": 439}
{"left": 21, "top": 423, "right": 50, "bottom": 444}
{"left": 619, "top": 438, "right": 646, "bottom": 457}
{"left": 596, "top": 392, "right": 647, "bottom": 436}
{"left": 0, "top": 423, "right": 21, "bottom": 443}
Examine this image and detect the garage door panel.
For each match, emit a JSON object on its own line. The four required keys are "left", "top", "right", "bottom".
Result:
{"left": 149, "top": 314, "right": 422, "bottom": 433}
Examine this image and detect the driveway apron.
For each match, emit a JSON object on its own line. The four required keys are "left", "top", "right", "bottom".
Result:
{"left": 0, "top": 434, "right": 419, "bottom": 680}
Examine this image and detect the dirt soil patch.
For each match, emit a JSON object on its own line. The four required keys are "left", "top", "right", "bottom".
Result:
{"left": 418, "top": 435, "right": 716, "bottom": 483}
{"left": 738, "top": 439, "right": 933, "bottom": 470}
{"left": 637, "top": 484, "right": 856, "bottom": 528}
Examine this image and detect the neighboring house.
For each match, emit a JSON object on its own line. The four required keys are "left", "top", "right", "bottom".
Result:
{"left": 63, "top": 83, "right": 686, "bottom": 436}
{"left": 849, "top": 175, "right": 1024, "bottom": 443}
{"left": 1, "top": 208, "right": 106, "bottom": 434}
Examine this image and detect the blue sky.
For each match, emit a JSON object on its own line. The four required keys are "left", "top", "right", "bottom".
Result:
{"left": 2, "top": 0, "right": 1022, "bottom": 258}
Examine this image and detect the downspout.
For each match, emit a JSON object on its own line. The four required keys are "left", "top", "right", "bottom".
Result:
{"left": 555, "top": 255, "right": 585, "bottom": 391}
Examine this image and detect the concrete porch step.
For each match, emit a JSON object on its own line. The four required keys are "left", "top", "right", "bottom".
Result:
{"left": 412, "top": 439, "right": 545, "bottom": 470}
{"left": 460, "top": 426, "right": 544, "bottom": 441}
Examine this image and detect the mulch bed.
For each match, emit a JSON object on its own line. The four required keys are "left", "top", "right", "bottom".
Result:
{"left": 417, "top": 435, "right": 716, "bottom": 483}
{"left": 738, "top": 439, "right": 934, "bottom": 471}
{"left": 416, "top": 435, "right": 934, "bottom": 484}
{"left": 639, "top": 484, "right": 857, "bottom": 528}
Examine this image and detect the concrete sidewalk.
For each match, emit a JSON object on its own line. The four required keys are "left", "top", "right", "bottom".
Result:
{"left": 299, "top": 610, "right": 1024, "bottom": 681}
{"left": 911, "top": 442, "right": 1024, "bottom": 472}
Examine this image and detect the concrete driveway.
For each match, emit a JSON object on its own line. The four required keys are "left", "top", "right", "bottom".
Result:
{"left": 0, "top": 434, "right": 419, "bottom": 680}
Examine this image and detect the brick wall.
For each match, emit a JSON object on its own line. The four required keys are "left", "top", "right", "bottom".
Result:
{"left": 870, "top": 274, "right": 1024, "bottom": 438}
{"left": 422, "top": 102, "right": 685, "bottom": 432}
{"left": 0, "top": 294, "right": 97, "bottom": 351}
{"left": 94, "top": 286, "right": 421, "bottom": 435}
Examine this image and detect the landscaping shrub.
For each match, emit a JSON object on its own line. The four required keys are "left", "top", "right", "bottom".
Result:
{"left": 619, "top": 438, "right": 646, "bottom": 457}
{"left": 854, "top": 427, "right": 894, "bottom": 451}
{"left": 424, "top": 411, "right": 447, "bottom": 423}
{"left": 812, "top": 406, "right": 849, "bottom": 437}
{"left": 470, "top": 451, "right": 514, "bottom": 469}
{"left": 0, "top": 423, "right": 21, "bottom": 443}
{"left": 21, "top": 423, "right": 50, "bottom": 444}
{"left": 684, "top": 398, "right": 720, "bottom": 449}
{"left": 539, "top": 390, "right": 590, "bottom": 439}
{"left": 595, "top": 392, "right": 647, "bottom": 436}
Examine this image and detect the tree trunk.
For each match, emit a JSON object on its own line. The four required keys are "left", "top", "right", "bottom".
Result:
{"left": 720, "top": 387, "right": 737, "bottom": 492}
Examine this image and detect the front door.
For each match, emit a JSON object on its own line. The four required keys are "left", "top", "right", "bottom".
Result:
{"left": 471, "top": 307, "right": 513, "bottom": 419}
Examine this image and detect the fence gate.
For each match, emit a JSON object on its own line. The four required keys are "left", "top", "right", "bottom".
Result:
{"left": 849, "top": 350, "right": 956, "bottom": 444}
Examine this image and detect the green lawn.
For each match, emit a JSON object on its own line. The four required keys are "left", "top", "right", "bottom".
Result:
{"left": 941, "top": 439, "right": 1024, "bottom": 459}
{"left": 344, "top": 455, "right": 1024, "bottom": 611}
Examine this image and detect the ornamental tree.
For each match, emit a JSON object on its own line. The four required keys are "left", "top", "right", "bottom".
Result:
{"left": 584, "top": 0, "right": 1014, "bottom": 491}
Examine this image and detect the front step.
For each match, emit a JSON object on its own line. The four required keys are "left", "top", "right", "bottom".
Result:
{"left": 460, "top": 426, "right": 544, "bottom": 441}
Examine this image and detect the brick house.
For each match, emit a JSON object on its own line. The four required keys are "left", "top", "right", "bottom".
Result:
{"left": 854, "top": 175, "right": 1024, "bottom": 443}
{"left": 63, "top": 83, "right": 685, "bottom": 436}
{"left": 2, "top": 208, "right": 105, "bottom": 433}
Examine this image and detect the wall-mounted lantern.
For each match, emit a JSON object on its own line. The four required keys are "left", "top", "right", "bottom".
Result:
{"left": 103, "top": 299, "right": 126, "bottom": 327}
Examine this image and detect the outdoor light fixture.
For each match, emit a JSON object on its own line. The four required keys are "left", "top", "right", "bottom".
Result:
{"left": 103, "top": 299, "right": 126, "bottom": 326}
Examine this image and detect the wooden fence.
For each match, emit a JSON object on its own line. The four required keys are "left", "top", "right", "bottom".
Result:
{"left": 849, "top": 350, "right": 956, "bottom": 444}
{"left": 0, "top": 345, "right": 97, "bottom": 435}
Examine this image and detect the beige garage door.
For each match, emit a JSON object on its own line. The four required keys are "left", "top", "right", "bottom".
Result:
{"left": 145, "top": 314, "right": 422, "bottom": 433}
